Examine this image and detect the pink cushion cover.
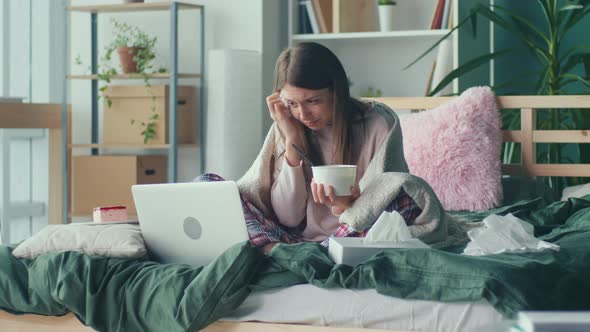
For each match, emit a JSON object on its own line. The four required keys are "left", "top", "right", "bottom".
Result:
{"left": 400, "top": 86, "right": 503, "bottom": 211}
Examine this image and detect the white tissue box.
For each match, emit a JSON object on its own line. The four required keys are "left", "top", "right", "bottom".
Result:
{"left": 328, "top": 237, "right": 429, "bottom": 266}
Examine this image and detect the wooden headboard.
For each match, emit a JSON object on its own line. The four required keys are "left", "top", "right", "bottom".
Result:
{"left": 372, "top": 95, "right": 590, "bottom": 178}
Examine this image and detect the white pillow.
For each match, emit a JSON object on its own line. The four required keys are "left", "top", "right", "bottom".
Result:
{"left": 562, "top": 182, "right": 590, "bottom": 201}
{"left": 12, "top": 223, "right": 146, "bottom": 259}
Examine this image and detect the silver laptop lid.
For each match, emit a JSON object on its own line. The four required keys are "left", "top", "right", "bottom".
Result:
{"left": 132, "top": 181, "right": 249, "bottom": 266}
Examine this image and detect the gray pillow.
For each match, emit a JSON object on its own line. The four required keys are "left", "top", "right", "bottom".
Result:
{"left": 12, "top": 223, "right": 146, "bottom": 260}
{"left": 562, "top": 182, "right": 590, "bottom": 201}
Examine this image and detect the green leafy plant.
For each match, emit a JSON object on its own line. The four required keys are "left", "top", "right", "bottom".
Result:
{"left": 76, "top": 19, "right": 165, "bottom": 143}
{"left": 378, "top": 0, "right": 397, "bottom": 5}
{"left": 104, "top": 19, "right": 162, "bottom": 144}
{"left": 407, "top": 0, "right": 590, "bottom": 197}
{"left": 106, "top": 19, "right": 157, "bottom": 74}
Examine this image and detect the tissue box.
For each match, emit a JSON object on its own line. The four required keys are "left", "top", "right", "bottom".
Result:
{"left": 328, "top": 237, "right": 429, "bottom": 266}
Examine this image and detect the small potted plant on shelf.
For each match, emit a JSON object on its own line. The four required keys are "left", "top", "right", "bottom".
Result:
{"left": 377, "top": 0, "right": 397, "bottom": 32}
{"left": 101, "top": 19, "right": 163, "bottom": 144}
{"left": 107, "top": 19, "right": 157, "bottom": 75}
{"left": 76, "top": 19, "right": 165, "bottom": 144}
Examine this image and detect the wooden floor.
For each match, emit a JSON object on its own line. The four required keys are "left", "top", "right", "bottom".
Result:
{"left": 0, "top": 312, "right": 94, "bottom": 332}
{"left": 0, "top": 311, "right": 397, "bottom": 332}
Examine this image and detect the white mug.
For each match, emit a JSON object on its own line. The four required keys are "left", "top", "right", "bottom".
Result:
{"left": 312, "top": 165, "right": 357, "bottom": 196}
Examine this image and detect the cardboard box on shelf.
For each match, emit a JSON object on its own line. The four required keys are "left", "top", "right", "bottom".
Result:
{"left": 71, "top": 155, "right": 167, "bottom": 216}
{"left": 103, "top": 85, "right": 198, "bottom": 145}
{"left": 332, "top": 0, "right": 378, "bottom": 33}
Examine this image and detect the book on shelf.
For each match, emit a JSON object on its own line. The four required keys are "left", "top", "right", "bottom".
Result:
{"left": 304, "top": 0, "right": 320, "bottom": 34}
{"left": 430, "top": 0, "right": 445, "bottom": 29}
{"left": 441, "top": 0, "right": 452, "bottom": 30}
{"left": 298, "top": 0, "right": 313, "bottom": 34}
{"left": 424, "top": 60, "right": 436, "bottom": 96}
{"left": 312, "top": 0, "right": 332, "bottom": 33}
{"left": 512, "top": 311, "right": 590, "bottom": 332}
{"left": 430, "top": 39, "right": 453, "bottom": 96}
{"left": 447, "top": 0, "right": 454, "bottom": 29}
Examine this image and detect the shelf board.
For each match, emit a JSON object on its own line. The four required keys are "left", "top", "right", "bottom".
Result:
{"left": 66, "top": 2, "right": 202, "bottom": 13}
{"left": 292, "top": 29, "right": 451, "bottom": 41}
{"left": 67, "top": 73, "right": 201, "bottom": 80}
{"left": 69, "top": 143, "right": 199, "bottom": 149}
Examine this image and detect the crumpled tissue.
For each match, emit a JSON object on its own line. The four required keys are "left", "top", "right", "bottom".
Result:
{"left": 463, "top": 213, "right": 559, "bottom": 256}
{"left": 364, "top": 210, "right": 427, "bottom": 246}
{"left": 328, "top": 211, "right": 429, "bottom": 266}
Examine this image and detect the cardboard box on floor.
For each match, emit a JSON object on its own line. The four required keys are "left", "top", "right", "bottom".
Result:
{"left": 72, "top": 155, "right": 167, "bottom": 216}
{"left": 103, "top": 85, "right": 198, "bottom": 145}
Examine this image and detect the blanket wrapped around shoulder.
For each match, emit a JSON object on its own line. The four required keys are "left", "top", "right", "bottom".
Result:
{"left": 237, "top": 101, "right": 463, "bottom": 246}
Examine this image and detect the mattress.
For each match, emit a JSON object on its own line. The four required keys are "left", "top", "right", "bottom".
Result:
{"left": 222, "top": 284, "right": 505, "bottom": 332}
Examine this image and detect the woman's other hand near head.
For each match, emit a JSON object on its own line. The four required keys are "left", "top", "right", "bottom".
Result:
{"left": 267, "top": 91, "right": 303, "bottom": 166}
{"left": 267, "top": 91, "right": 301, "bottom": 143}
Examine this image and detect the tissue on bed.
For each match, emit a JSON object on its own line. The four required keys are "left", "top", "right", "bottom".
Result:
{"left": 329, "top": 211, "right": 429, "bottom": 266}
{"left": 463, "top": 213, "right": 560, "bottom": 256}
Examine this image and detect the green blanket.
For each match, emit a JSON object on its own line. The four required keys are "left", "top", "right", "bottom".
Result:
{"left": 2, "top": 197, "right": 590, "bottom": 332}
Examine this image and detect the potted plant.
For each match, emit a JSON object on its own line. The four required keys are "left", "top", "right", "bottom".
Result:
{"left": 107, "top": 19, "right": 156, "bottom": 75}
{"left": 101, "top": 19, "right": 163, "bottom": 143}
{"left": 76, "top": 19, "right": 165, "bottom": 143}
{"left": 377, "top": 0, "right": 397, "bottom": 32}
{"left": 407, "top": 0, "right": 590, "bottom": 197}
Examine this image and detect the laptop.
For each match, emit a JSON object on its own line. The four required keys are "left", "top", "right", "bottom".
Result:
{"left": 131, "top": 181, "right": 249, "bottom": 266}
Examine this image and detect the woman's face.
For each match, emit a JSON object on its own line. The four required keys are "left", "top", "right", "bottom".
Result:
{"left": 279, "top": 83, "right": 334, "bottom": 130}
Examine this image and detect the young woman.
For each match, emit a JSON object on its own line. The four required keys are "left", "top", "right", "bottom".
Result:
{"left": 197, "top": 42, "right": 422, "bottom": 252}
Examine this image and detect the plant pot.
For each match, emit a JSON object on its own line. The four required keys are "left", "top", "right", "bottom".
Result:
{"left": 117, "top": 47, "right": 142, "bottom": 74}
{"left": 378, "top": 5, "right": 396, "bottom": 32}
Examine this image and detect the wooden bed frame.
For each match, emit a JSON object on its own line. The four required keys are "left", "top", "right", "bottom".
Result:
{"left": 1, "top": 95, "right": 589, "bottom": 331}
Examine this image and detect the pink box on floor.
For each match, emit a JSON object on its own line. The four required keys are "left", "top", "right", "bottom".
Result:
{"left": 93, "top": 206, "right": 128, "bottom": 223}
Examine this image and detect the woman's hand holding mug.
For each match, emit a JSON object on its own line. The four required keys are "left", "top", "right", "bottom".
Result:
{"left": 310, "top": 179, "right": 360, "bottom": 216}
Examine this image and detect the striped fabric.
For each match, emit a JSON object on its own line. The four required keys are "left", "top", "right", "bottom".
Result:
{"left": 328, "top": 188, "right": 422, "bottom": 240}
{"left": 194, "top": 173, "right": 302, "bottom": 247}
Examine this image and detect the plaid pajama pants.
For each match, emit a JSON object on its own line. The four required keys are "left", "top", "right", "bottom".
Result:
{"left": 194, "top": 173, "right": 422, "bottom": 247}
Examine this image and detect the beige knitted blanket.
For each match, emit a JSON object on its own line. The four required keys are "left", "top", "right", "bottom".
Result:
{"left": 237, "top": 102, "right": 461, "bottom": 246}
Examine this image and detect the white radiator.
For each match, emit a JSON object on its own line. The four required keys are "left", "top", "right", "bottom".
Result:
{"left": 206, "top": 49, "right": 263, "bottom": 181}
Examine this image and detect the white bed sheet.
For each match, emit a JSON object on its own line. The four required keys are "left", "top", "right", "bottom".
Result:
{"left": 222, "top": 284, "right": 505, "bottom": 332}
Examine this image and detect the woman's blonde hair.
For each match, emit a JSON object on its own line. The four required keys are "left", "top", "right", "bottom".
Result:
{"left": 272, "top": 42, "right": 368, "bottom": 166}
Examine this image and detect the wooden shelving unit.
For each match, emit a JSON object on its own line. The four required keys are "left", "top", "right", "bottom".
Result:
{"left": 69, "top": 143, "right": 199, "bottom": 149}
{"left": 292, "top": 29, "right": 451, "bottom": 41}
{"left": 67, "top": 73, "right": 201, "bottom": 80}
{"left": 66, "top": 2, "right": 202, "bottom": 13}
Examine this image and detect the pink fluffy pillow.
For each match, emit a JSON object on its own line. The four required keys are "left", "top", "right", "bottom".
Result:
{"left": 399, "top": 86, "right": 503, "bottom": 211}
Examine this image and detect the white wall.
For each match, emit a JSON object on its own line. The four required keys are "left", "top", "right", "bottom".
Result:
{"left": 1, "top": 0, "right": 9, "bottom": 96}
{"left": 206, "top": 49, "right": 264, "bottom": 180}
{"left": 7, "top": 0, "right": 30, "bottom": 101}
{"left": 0, "top": 0, "right": 67, "bottom": 243}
